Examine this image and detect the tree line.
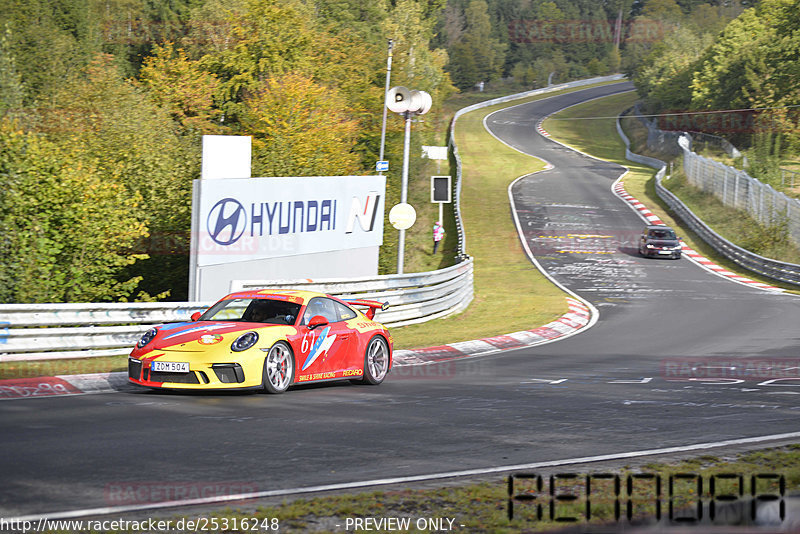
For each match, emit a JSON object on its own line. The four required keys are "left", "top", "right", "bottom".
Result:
{"left": 632, "top": 0, "right": 799, "bottom": 182}
{"left": 0, "top": 0, "right": 452, "bottom": 302}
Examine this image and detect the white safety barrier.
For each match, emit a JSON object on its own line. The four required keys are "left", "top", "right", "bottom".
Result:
{"left": 0, "top": 302, "right": 211, "bottom": 362}
{"left": 0, "top": 259, "right": 473, "bottom": 362}
{"left": 231, "top": 257, "right": 474, "bottom": 327}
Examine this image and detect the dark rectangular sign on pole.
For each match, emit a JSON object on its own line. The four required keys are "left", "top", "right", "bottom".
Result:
{"left": 431, "top": 175, "right": 452, "bottom": 203}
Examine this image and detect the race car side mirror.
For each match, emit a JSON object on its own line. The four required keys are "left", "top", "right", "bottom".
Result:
{"left": 191, "top": 312, "right": 202, "bottom": 321}
{"left": 308, "top": 315, "right": 328, "bottom": 330}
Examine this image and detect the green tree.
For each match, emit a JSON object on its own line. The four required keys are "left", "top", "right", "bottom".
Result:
{"left": 641, "top": 0, "right": 683, "bottom": 23}
{"left": 446, "top": 0, "right": 506, "bottom": 90}
{"left": 0, "top": 0, "right": 96, "bottom": 103}
{"left": 195, "top": 0, "right": 318, "bottom": 123}
{"left": 312, "top": 0, "right": 390, "bottom": 40}
{"left": 635, "top": 26, "right": 714, "bottom": 110}
{"left": 0, "top": 24, "right": 25, "bottom": 114}
{"left": 689, "top": 0, "right": 799, "bottom": 149}
{"left": 44, "top": 54, "right": 198, "bottom": 299}
{"left": 690, "top": 6, "right": 772, "bottom": 110}
{"left": 0, "top": 119, "right": 148, "bottom": 303}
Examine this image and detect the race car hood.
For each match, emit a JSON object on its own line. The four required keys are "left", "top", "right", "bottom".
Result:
{"left": 130, "top": 321, "right": 297, "bottom": 356}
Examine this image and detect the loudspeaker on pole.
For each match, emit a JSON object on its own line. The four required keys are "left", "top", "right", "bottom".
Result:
{"left": 386, "top": 86, "right": 412, "bottom": 113}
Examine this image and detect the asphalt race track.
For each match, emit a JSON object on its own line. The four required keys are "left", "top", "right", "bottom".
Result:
{"left": 2, "top": 82, "right": 800, "bottom": 520}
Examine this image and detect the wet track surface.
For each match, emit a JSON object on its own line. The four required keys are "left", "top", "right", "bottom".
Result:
{"left": 2, "top": 82, "right": 800, "bottom": 518}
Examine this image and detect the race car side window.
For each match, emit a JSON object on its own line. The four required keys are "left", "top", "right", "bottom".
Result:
{"left": 302, "top": 297, "right": 333, "bottom": 325}
{"left": 302, "top": 298, "right": 356, "bottom": 324}
{"left": 331, "top": 300, "right": 357, "bottom": 322}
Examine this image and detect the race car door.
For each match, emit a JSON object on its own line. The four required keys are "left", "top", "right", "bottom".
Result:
{"left": 296, "top": 297, "right": 355, "bottom": 380}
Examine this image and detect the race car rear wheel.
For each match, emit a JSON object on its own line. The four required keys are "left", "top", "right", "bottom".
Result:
{"left": 262, "top": 341, "right": 294, "bottom": 394}
{"left": 362, "top": 336, "right": 389, "bottom": 385}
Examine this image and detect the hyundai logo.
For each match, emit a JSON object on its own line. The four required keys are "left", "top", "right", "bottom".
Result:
{"left": 207, "top": 198, "right": 246, "bottom": 245}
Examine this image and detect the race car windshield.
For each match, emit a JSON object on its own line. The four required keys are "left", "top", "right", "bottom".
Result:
{"left": 649, "top": 230, "right": 676, "bottom": 240}
{"left": 199, "top": 298, "right": 301, "bottom": 325}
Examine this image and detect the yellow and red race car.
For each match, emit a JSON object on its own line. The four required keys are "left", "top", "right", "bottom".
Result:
{"left": 128, "top": 290, "right": 392, "bottom": 393}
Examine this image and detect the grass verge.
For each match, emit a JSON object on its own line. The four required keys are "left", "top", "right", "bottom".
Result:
{"left": 80, "top": 446, "right": 800, "bottom": 533}
{"left": 543, "top": 92, "right": 800, "bottom": 293}
{"left": 0, "top": 356, "right": 128, "bottom": 380}
{"left": 391, "top": 82, "right": 628, "bottom": 349}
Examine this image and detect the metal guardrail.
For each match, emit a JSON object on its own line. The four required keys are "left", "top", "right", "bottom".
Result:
{"left": 0, "top": 303, "right": 211, "bottom": 362}
{"left": 0, "top": 259, "right": 474, "bottom": 362}
{"left": 656, "top": 176, "right": 800, "bottom": 286}
{"left": 230, "top": 257, "right": 474, "bottom": 327}
{"left": 616, "top": 107, "right": 667, "bottom": 179}
{"left": 617, "top": 110, "right": 800, "bottom": 287}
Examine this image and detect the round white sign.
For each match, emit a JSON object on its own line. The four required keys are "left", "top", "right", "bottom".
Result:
{"left": 389, "top": 203, "right": 417, "bottom": 230}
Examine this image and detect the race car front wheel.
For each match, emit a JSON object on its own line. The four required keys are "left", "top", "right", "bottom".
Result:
{"left": 262, "top": 341, "right": 294, "bottom": 394}
{"left": 362, "top": 336, "right": 389, "bottom": 385}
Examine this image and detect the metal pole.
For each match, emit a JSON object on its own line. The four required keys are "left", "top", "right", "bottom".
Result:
{"left": 378, "top": 39, "right": 393, "bottom": 175}
{"left": 397, "top": 111, "right": 412, "bottom": 274}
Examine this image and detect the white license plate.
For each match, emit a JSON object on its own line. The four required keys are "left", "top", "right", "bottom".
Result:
{"left": 658, "top": 250, "right": 673, "bottom": 255}
{"left": 151, "top": 361, "right": 189, "bottom": 373}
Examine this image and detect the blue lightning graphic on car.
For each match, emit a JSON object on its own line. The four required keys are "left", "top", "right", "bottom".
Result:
{"left": 162, "top": 323, "right": 236, "bottom": 340}
{"left": 302, "top": 327, "right": 337, "bottom": 371}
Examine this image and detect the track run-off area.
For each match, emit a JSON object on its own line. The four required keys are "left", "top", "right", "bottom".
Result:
{"left": 2, "top": 81, "right": 800, "bottom": 522}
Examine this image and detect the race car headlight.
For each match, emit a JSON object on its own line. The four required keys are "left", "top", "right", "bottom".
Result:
{"left": 231, "top": 331, "right": 259, "bottom": 352}
{"left": 646, "top": 244, "right": 656, "bottom": 249}
{"left": 136, "top": 328, "right": 157, "bottom": 348}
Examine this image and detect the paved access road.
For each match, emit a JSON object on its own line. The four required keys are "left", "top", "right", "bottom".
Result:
{"left": 2, "top": 82, "right": 799, "bottom": 520}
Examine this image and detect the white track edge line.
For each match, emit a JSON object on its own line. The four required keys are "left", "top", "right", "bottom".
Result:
{"left": 11, "top": 431, "right": 800, "bottom": 522}
{"left": 507, "top": 171, "right": 600, "bottom": 341}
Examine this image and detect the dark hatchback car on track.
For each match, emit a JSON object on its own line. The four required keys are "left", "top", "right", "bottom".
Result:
{"left": 638, "top": 225, "right": 682, "bottom": 259}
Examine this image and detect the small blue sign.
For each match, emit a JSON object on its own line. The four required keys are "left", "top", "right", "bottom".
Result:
{"left": 376, "top": 160, "right": 389, "bottom": 172}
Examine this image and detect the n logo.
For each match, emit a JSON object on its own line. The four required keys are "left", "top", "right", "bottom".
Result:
{"left": 345, "top": 192, "right": 381, "bottom": 234}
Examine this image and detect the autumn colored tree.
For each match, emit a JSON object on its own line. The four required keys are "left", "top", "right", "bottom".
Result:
{"left": 0, "top": 0, "right": 459, "bottom": 300}
{"left": 0, "top": 25, "right": 25, "bottom": 114}
{"left": 382, "top": 0, "right": 454, "bottom": 108}
{"left": 242, "top": 72, "right": 362, "bottom": 177}
{"left": 195, "top": 0, "right": 318, "bottom": 123}
{"left": 137, "top": 42, "right": 222, "bottom": 132}
{"left": 39, "top": 54, "right": 198, "bottom": 300}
